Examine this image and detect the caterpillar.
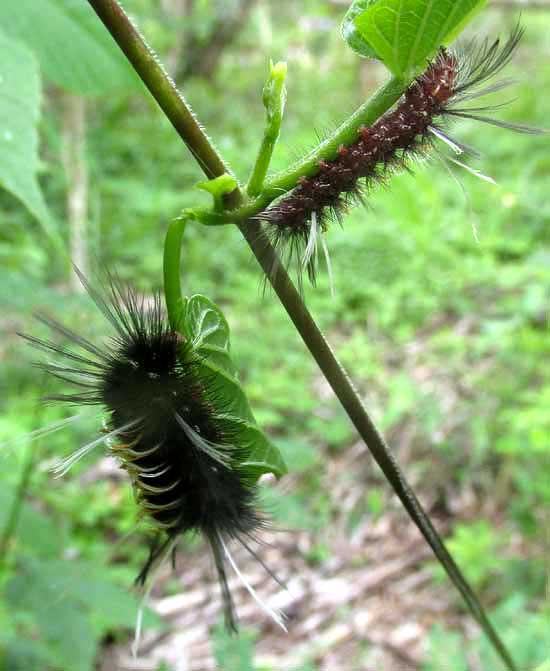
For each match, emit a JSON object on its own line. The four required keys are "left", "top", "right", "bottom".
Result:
{"left": 260, "top": 26, "right": 542, "bottom": 285}
{"left": 19, "top": 270, "right": 286, "bottom": 646}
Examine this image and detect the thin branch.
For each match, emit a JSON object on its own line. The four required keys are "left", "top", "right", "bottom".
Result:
{"left": 86, "top": 2, "right": 517, "bottom": 669}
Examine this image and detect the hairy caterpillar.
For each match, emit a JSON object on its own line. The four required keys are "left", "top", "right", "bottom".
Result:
{"left": 19, "top": 271, "right": 286, "bottom": 646}
{"left": 260, "top": 26, "right": 542, "bottom": 284}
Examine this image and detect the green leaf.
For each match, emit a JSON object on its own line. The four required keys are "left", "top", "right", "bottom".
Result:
{"left": 341, "top": 0, "right": 380, "bottom": 59}
{"left": 246, "top": 59, "right": 287, "bottom": 196}
{"left": 206, "top": 364, "right": 260, "bottom": 424}
{"left": 0, "top": 0, "right": 139, "bottom": 95}
{"left": 185, "top": 295, "right": 253, "bottom": 424}
{"left": 0, "top": 483, "right": 66, "bottom": 559}
{"left": 262, "top": 60, "right": 287, "bottom": 132}
{"left": 0, "top": 32, "right": 58, "bottom": 240}
{"left": 6, "top": 557, "right": 154, "bottom": 671}
{"left": 185, "top": 294, "right": 236, "bottom": 375}
{"left": 183, "top": 295, "right": 287, "bottom": 480}
{"left": 351, "top": 0, "right": 487, "bottom": 77}
{"left": 219, "top": 415, "right": 288, "bottom": 481}
{"left": 197, "top": 174, "right": 238, "bottom": 198}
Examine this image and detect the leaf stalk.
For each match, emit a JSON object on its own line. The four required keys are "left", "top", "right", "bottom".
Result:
{"left": 163, "top": 216, "right": 187, "bottom": 331}
{"left": 247, "top": 60, "right": 287, "bottom": 197}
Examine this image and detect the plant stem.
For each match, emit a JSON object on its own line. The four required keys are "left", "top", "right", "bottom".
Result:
{"left": 87, "top": 2, "right": 517, "bottom": 669}
{"left": 247, "top": 129, "right": 281, "bottom": 198}
{"left": 217, "top": 76, "right": 405, "bottom": 221}
{"left": 163, "top": 216, "right": 187, "bottom": 331}
{"left": 263, "top": 75, "right": 405, "bottom": 192}
{"left": 247, "top": 61, "right": 287, "bottom": 197}
{"left": 239, "top": 220, "right": 517, "bottom": 668}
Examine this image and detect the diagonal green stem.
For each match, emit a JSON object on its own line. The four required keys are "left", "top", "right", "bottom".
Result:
{"left": 87, "top": 2, "right": 517, "bottom": 669}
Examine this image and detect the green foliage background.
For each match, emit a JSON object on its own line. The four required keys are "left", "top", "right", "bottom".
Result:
{"left": 0, "top": 1, "right": 549, "bottom": 669}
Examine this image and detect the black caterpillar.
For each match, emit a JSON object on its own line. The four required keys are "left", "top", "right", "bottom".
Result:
{"left": 21, "top": 271, "right": 285, "bottom": 642}
{"left": 260, "top": 26, "right": 541, "bottom": 284}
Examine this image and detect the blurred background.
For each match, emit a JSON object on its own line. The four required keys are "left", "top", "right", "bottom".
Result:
{"left": 0, "top": 1, "right": 549, "bottom": 670}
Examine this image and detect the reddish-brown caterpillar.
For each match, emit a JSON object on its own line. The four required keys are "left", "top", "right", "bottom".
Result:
{"left": 260, "top": 26, "right": 542, "bottom": 284}
{"left": 20, "top": 271, "right": 286, "bottom": 647}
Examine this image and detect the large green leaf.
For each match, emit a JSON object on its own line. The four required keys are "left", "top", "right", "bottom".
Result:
{"left": 341, "top": 0, "right": 380, "bottom": 59}
{"left": 183, "top": 294, "right": 287, "bottom": 480}
{"left": 185, "top": 294, "right": 236, "bottom": 376}
{"left": 0, "top": 483, "right": 66, "bottom": 559}
{"left": 5, "top": 556, "right": 153, "bottom": 671}
{"left": 184, "top": 295, "right": 254, "bottom": 422}
{"left": 0, "top": 0, "right": 139, "bottom": 95}
{"left": 0, "top": 32, "right": 57, "bottom": 239}
{"left": 346, "top": 0, "right": 487, "bottom": 77}
{"left": 216, "top": 415, "right": 288, "bottom": 482}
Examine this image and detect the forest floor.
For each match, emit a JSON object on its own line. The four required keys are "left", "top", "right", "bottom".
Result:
{"left": 97, "top": 441, "right": 494, "bottom": 671}
{"left": 95, "top": 314, "right": 535, "bottom": 671}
